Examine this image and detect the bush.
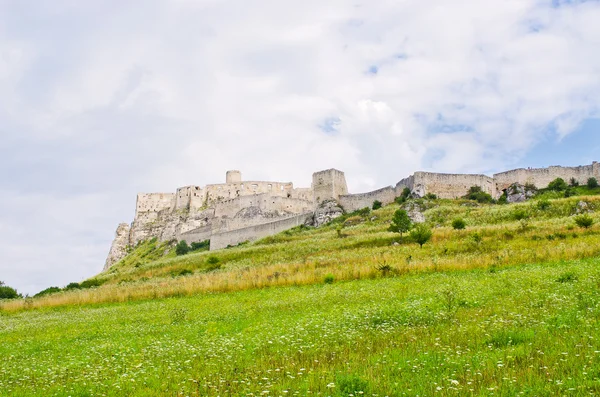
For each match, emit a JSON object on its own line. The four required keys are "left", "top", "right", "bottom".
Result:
{"left": 498, "top": 193, "right": 508, "bottom": 204}
{"left": 548, "top": 178, "right": 568, "bottom": 191}
{"left": 512, "top": 209, "right": 529, "bottom": 221}
{"left": 574, "top": 214, "right": 594, "bottom": 229}
{"left": 190, "top": 240, "right": 210, "bottom": 252}
{"left": 207, "top": 256, "right": 220, "bottom": 265}
{"left": 388, "top": 209, "right": 412, "bottom": 239}
{"left": 80, "top": 279, "right": 103, "bottom": 289}
{"left": 451, "top": 218, "right": 466, "bottom": 230}
{"left": 175, "top": 240, "right": 190, "bottom": 256}
{"left": 569, "top": 177, "right": 579, "bottom": 187}
{"left": 34, "top": 286, "right": 61, "bottom": 298}
{"left": 410, "top": 223, "right": 433, "bottom": 248}
{"left": 556, "top": 272, "right": 578, "bottom": 283}
{"left": 564, "top": 188, "right": 576, "bottom": 198}
{"left": 464, "top": 186, "right": 493, "bottom": 203}
{"left": 395, "top": 187, "right": 411, "bottom": 204}
{"left": 0, "top": 282, "right": 20, "bottom": 299}
{"left": 65, "top": 282, "right": 81, "bottom": 290}
{"left": 324, "top": 274, "right": 335, "bottom": 284}
{"left": 372, "top": 200, "right": 382, "bottom": 210}
{"left": 588, "top": 177, "right": 599, "bottom": 189}
{"left": 424, "top": 193, "right": 438, "bottom": 200}
{"left": 537, "top": 199, "right": 551, "bottom": 210}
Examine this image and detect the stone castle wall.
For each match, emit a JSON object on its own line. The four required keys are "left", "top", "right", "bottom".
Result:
{"left": 105, "top": 162, "right": 598, "bottom": 271}
{"left": 494, "top": 162, "right": 599, "bottom": 193}
{"left": 338, "top": 186, "right": 397, "bottom": 212}
{"left": 312, "top": 169, "right": 348, "bottom": 203}
{"left": 209, "top": 212, "right": 314, "bottom": 250}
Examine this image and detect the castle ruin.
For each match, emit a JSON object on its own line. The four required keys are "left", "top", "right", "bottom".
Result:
{"left": 104, "top": 161, "right": 599, "bottom": 270}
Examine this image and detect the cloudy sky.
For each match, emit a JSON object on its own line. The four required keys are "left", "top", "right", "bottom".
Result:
{"left": 1, "top": 0, "right": 599, "bottom": 295}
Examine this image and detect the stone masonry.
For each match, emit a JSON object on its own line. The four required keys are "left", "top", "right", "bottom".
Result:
{"left": 104, "top": 162, "right": 599, "bottom": 270}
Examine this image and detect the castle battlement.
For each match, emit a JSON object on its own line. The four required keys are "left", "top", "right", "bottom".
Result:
{"left": 105, "top": 162, "right": 599, "bottom": 271}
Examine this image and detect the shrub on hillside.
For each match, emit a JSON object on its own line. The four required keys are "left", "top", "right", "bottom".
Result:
{"left": 512, "top": 209, "right": 529, "bottom": 221}
{"left": 0, "top": 281, "right": 20, "bottom": 300}
{"left": 564, "top": 188, "right": 576, "bottom": 198}
{"left": 323, "top": 274, "right": 335, "bottom": 284}
{"left": 537, "top": 199, "right": 551, "bottom": 210}
{"left": 451, "top": 218, "right": 466, "bottom": 230}
{"left": 548, "top": 178, "right": 568, "bottom": 191}
{"left": 190, "top": 240, "right": 210, "bottom": 252}
{"left": 574, "top": 214, "right": 594, "bottom": 229}
{"left": 388, "top": 209, "right": 412, "bottom": 240}
{"left": 80, "top": 279, "right": 103, "bottom": 289}
{"left": 372, "top": 200, "right": 382, "bottom": 210}
{"left": 34, "top": 286, "right": 61, "bottom": 298}
{"left": 588, "top": 177, "right": 599, "bottom": 189}
{"left": 424, "top": 193, "right": 438, "bottom": 200}
{"left": 175, "top": 240, "right": 190, "bottom": 256}
{"left": 569, "top": 177, "right": 579, "bottom": 187}
{"left": 394, "top": 187, "right": 411, "bottom": 204}
{"left": 464, "top": 186, "right": 493, "bottom": 203}
{"left": 410, "top": 223, "right": 433, "bottom": 248}
{"left": 65, "top": 282, "right": 81, "bottom": 290}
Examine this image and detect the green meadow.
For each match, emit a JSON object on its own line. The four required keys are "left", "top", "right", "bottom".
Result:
{"left": 1, "top": 194, "right": 600, "bottom": 396}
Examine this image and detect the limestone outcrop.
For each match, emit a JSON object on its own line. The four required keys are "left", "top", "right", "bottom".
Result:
{"left": 103, "top": 223, "right": 131, "bottom": 271}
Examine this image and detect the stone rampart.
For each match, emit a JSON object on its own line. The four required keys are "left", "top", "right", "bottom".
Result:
{"left": 412, "top": 172, "right": 495, "bottom": 199}
{"left": 209, "top": 212, "right": 313, "bottom": 250}
{"left": 494, "top": 162, "right": 600, "bottom": 192}
{"left": 312, "top": 169, "right": 348, "bottom": 204}
{"left": 135, "top": 193, "right": 175, "bottom": 216}
{"left": 338, "top": 186, "right": 397, "bottom": 212}
{"left": 205, "top": 181, "right": 293, "bottom": 203}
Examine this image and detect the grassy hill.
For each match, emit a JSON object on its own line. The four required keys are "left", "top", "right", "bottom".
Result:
{"left": 1, "top": 195, "right": 600, "bottom": 396}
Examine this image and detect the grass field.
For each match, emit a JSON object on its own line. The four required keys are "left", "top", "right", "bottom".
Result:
{"left": 1, "top": 195, "right": 600, "bottom": 396}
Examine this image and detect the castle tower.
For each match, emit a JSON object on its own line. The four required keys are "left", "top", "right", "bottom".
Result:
{"left": 312, "top": 169, "right": 348, "bottom": 205}
{"left": 226, "top": 170, "right": 242, "bottom": 184}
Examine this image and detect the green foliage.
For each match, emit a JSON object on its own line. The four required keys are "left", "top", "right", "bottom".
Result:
{"left": 206, "top": 256, "right": 220, "bottom": 265}
{"left": 564, "top": 188, "right": 576, "bottom": 198}
{"left": 588, "top": 177, "right": 599, "bottom": 189}
{"left": 537, "top": 199, "right": 551, "bottom": 210}
{"left": 34, "top": 287, "right": 61, "bottom": 298}
{"left": 394, "top": 187, "right": 411, "bottom": 204}
{"left": 569, "top": 177, "right": 579, "bottom": 187}
{"left": 424, "top": 193, "right": 438, "bottom": 200}
{"left": 323, "top": 274, "right": 335, "bottom": 284}
{"left": 498, "top": 192, "right": 508, "bottom": 204}
{"left": 574, "top": 214, "right": 594, "bottom": 229}
{"left": 190, "top": 240, "right": 210, "bottom": 252}
{"left": 0, "top": 282, "right": 20, "bottom": 299}
{"left": 512, "top": 209, "right": 529, "bottom": 221}
{"left": 175, "top": 240, "right": 190, "bottom": 256}
{"left": 79, "top": 279, "right": 103, "bottom": 289}
{"left": 336, "top": 373, "right": 369, "bottom": 395}
{"left": 556, "top": 272, "right": 578, "bottom": 283}
{"left": 372, "top": 200, "right": 382, "bottom": 210}
{"left": 548, "top": 178, "right": 568, "bottom": 191}
{"left": 65, "top": 282, "right": 81, "bottom": 290}
{"left": 409, "top": 223, "right": 433, "bottom": 248}
{"left": 464, "top": 186, "right": 494, "bottom": 203}
{"left": 451, "top": 218, "right": 466, "bottom": 230}
{"left": 388, "top": 209, "right": 412, "bottom": 238}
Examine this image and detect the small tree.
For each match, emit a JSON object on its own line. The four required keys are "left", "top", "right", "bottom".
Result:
{"left": 372, "top": 200, "right": 382, "bottom": 210}
{"left": 548, "top": 178, "right": 567, "bottom": 191}
{"left": 569, "top": 177, "right": 579, "bottom": 187}
{"left": 395, "top": 187, "right": 411, "bottom": 204}
{"left": 451, "top": 218, "right": 466, "bottom": 230}
{"left": 410, "top": 223, "right": 433, "bottom": 248}
{"left": 175, "top": 240, "right": 190, "bottom": 256}
{"left": 0, "top": 282, "right": 21, "bottom": 299}
{"left": 587, "top": 177, "right": 599, "bottom": 189}
{"left": 574, "top": 214, "right": 594, "bottom": 229}
{"left": 388, "top": 209, "right": 412, "bottom": 240}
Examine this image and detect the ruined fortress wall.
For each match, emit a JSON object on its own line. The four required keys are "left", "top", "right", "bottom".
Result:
{"left": 205, "top": 181, "right": 293, "bottom": 204}
{"left": 291, "top": 187, "right": 313, "bottom": 201}
{"left": 413, "top": 172, "right": 495, "bottom": 199}
{"left": 494, "top": 162, "right": 600, "bottom": 192}
{"left": 214, "top": 194, "right": 313, "bottom": 218}
{"left": 175, "top": 186, "right": 206, "bottom": 210}
{"left": 312, "top": 169, "right": 348, "bottom": 204}
{"left": 135, "top": 193, "right": 175, "bottom": 216}
{"left": 210, "top": 212, "right": 313, "bottom": 250}
{"left": 179, "top": 225, "right": 213, "bottom": 244}
{"left": 396, "top": 175, "right": 415, "bottom": 192}
{"left": 338, "top": 186, "right": 397, "bottom": 212}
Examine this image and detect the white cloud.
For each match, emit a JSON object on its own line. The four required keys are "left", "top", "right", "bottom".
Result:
{"left": 1, "top": 0, "right": 599, "bottom": 294}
